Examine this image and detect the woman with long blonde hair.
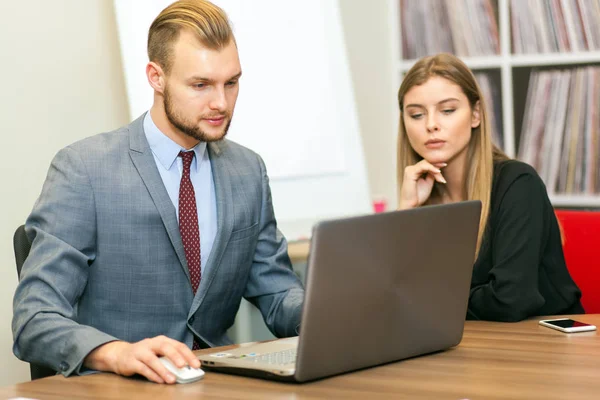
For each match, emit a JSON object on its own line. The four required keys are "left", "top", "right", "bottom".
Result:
{"left": 397, "top": 53, "right": 583, "bottom": 321}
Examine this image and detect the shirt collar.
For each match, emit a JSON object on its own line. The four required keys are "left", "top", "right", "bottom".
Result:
{"left": 143, "top": 111, "right": 207, "bottom": 171}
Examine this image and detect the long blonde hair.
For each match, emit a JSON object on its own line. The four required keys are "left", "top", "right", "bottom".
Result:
{"left": 396, "top": 53, "right": 508, "bottom": 258}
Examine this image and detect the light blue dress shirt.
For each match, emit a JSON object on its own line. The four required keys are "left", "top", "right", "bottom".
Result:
{"left": 143, "top": 112, "right": 217, "bottom": 274}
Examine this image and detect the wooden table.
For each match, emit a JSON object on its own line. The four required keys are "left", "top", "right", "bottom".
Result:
{"left": 2, "top": 315, "right": 600, "bottom": 399}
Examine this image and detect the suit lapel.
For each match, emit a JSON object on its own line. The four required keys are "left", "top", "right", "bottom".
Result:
{"left": 190, "top": 141, "right": 234, "bottom": 314}
{"left": 128, "top": 114, "right": 191, "bottom": 282}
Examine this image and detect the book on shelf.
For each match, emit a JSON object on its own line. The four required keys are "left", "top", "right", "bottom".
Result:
{"left": 589, "top": 69, "right": 599, "bottom": 192}
{"left": 519, "top": 66, "right": 600, "bottom": 195}
{"left": 474, "top": 72, "right": 503, "bottom": 148}
{"left": 542, "top": 70, "right": 571, "bottom": 192}
{"left": 400, "top": 0, "right": 500, "bottom": 59}
{"left": 557, "top": 69, "right": 582, "bottom": 193}
{"left": 511, "top": 0, "right": 600, "bottom": 54}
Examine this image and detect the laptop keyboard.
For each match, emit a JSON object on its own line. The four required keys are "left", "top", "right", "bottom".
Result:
{"left": 251, "top": 348, "right": 297, "bottom": 366}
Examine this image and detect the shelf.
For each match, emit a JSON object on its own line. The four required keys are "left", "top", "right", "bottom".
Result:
{"left": 550, "top": 195, "right": 600, "bottom": 208}
{"left": 398, "top": 52, "right": 600, "bottom": 73}
{"left": 399, "top": 55, "right": 503, "bottom": 72}
{"left": 510, "top": 52, "right": 600, "bottom": 68}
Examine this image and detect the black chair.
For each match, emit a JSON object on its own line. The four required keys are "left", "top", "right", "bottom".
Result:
{"left": 13, "top": 225, "right": 57, "bottom": 380}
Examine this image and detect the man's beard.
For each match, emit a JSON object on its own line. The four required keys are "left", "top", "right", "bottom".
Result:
{"left": 164, "top": 87, "right": 232, "bottom": 143}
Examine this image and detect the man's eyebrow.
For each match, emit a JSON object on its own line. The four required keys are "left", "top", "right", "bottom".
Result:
{"left": 188, "top": 71, "right": 242, "bottom": 83}
{"left": 228, "top": 71, "right": 242, "bottom": 80}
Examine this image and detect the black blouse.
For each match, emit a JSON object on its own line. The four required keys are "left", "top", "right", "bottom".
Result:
{"left": 467, "top": 160, "right": 583, "bottom": 321}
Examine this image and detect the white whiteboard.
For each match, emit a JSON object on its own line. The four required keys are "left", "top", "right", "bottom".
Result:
{"left": 113, "top": 0, "right": 371, "bottom": 239}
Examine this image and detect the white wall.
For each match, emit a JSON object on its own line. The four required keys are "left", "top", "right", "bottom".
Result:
{"left": 0, "top": 0, "right": 395, "bottom": 385}
{"left": 0, "top": 0, "right": 129, "bottom": 384}
{"left": 338, "top": 0, "right": 398, "bottom": 210}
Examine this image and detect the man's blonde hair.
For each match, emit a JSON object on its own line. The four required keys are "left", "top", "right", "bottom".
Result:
{"left": 396, "top": 53, "right": 509, "bottom": 259}
{"left": 148, "top": 0, "right": 233, "bottom": 74}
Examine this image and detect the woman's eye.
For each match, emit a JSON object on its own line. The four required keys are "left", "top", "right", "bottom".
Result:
{"left": 410, "top": 113, "right": 423, "bottom": 119}
{"left": 442, "top": 109, "right": 455, "bottom": 115}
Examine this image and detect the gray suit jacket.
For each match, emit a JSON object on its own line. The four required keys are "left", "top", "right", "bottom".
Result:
{"left": 12, "top": 115, "right": 304, "bottom": 376}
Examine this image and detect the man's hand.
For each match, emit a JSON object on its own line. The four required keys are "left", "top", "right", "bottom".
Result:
{"left": 84, "top": 335, "right": 201, "bottom": 384}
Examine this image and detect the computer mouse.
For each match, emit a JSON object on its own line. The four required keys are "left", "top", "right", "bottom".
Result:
{"left": 158, "top": 357, "right": 205, "bottom": 384}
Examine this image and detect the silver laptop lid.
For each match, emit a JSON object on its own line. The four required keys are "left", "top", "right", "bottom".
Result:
{"left": 294, "top": 201, "right": 481, "bottom": 382}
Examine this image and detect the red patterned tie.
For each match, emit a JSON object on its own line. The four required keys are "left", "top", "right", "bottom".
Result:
{"left": 178, "top": 151, "right": 201, "bottom": 292}
{"left": 178, "top": 151, "right": 202, "bottom": 350}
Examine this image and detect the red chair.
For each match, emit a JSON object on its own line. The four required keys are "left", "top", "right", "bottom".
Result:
{"left": 555, "top": 209, "right": 600, "bottom": 314}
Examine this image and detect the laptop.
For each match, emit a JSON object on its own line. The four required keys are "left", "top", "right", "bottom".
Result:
{"left": 199, "top": 200, "right": 482, "bottom": 382}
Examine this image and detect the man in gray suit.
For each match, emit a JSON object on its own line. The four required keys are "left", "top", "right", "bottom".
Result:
{"left": 12, "top": 0, "right": 304, "bottom": 384}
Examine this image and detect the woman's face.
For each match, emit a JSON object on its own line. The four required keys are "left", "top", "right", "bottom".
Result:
{"left": 402, "top": 76, "right": 480, "bottom": 166}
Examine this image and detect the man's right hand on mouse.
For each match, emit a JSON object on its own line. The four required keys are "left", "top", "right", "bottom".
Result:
{"left": 84, "top": 335, "right": 201, "bottom": 384}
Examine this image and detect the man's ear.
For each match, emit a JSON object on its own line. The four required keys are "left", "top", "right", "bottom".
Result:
{"left": 471, "top": 100, "right": 481, "bottom": 129}
{"left": 146, "top": 62, "right": 166, "bottom": 93}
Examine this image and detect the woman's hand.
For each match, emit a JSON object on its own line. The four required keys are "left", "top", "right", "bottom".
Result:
{"left": 399, "top": 160, "right": 447, "bottom": 209}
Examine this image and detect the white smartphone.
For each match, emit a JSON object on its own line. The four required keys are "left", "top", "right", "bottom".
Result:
{"left": 539, "top": 318, "right": 597, "bottom": 333}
